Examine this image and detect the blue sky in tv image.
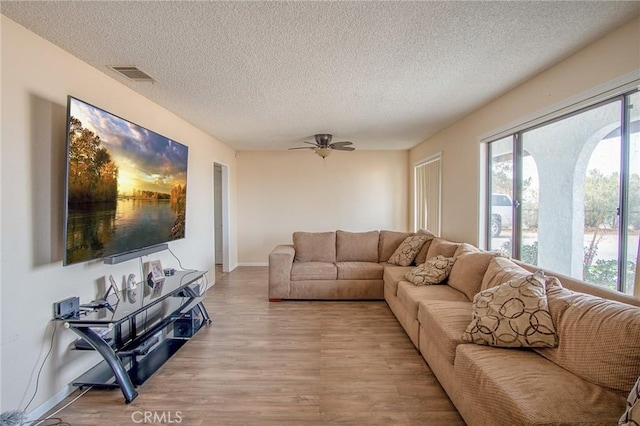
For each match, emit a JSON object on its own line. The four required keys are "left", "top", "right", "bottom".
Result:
{"left": 69, "top": 97, "right": 188, "bottom": 196}
{"left": 64, "top": 97, "right": 189, "bottom": 265}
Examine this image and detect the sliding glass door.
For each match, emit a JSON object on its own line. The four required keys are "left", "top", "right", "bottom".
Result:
{"left": 625, "top": 92, "right": 639, "bottom": 296}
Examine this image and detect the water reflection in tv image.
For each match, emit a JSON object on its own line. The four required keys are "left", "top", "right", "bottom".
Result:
{"left": 64, "top": 97, "right": 188, "bottom": 265}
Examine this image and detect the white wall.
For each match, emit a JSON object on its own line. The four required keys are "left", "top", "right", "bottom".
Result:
{"left": 410, "top": 16, "right": 640, "bottom": 246}
{"left": 0, "top": 16, "right": 238, "bottom": 414}
{"left": 237, "top": 150, "right": 409, "bottom": 263}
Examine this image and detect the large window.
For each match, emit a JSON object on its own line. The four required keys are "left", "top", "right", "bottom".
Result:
{"left": 415, "top": 154, "right": 441, "bottom": 235}
{"left": 487, "top": 90, "right": 639, "bottom": 295}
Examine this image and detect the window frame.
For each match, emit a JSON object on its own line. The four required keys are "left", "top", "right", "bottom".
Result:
{"left": 484, "top": 88, "right": 639, "bottom": 294}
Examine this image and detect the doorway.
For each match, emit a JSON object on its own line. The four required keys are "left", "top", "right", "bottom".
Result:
{"left": 214, "top": 162, "right": 230, "bottom": 274}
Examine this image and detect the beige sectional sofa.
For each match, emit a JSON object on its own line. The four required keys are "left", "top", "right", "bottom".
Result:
{"left": 268, "top": 230, "right": 640, "bottom": 425}
{"left": 268, "top": 230, "right": 433, "bottom": 301}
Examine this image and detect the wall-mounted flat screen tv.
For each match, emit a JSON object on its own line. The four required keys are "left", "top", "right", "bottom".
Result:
{"left": 63, "top": 96, "right": 189, "bottom": 265}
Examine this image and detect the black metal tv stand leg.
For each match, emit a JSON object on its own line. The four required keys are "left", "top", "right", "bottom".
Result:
{"left": 182, "top": 287, "right": 212, "bottom": 325}
{"left": 70, "top": 327, "right": 139, "bottom": 403}
{"left": 199, "top": 301, "right": 212, "bottom": 325}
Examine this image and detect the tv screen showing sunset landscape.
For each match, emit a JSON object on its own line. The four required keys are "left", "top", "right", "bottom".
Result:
{"left": 63, "top": 96, "right": 189, "bottom": 265}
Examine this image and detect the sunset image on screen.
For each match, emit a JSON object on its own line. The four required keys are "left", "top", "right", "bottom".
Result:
{"left": 64, "top": 97, "right": 188, "bottom": 265}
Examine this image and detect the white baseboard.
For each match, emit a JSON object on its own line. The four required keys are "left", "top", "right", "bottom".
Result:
{"left": 237, "top": 262, "right": 268, "bottom": 267}
{"left": 25, "top": 385, "right": 75, "bottom": 423}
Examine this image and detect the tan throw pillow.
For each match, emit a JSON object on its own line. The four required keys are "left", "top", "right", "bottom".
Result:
{"left": 462, "top": 271, "right": 558, "bottom": 348}
{"left": 413, "top": 229, "right": 437, "bottom": 264}
{"left": 388, "top": 235, "right": 429, "bottom": 266}
{"left": 620, "top": 376, "right": 640, "bottom": 425}
{"left": 405, "top": 255, "right": 455, "bottom": 286}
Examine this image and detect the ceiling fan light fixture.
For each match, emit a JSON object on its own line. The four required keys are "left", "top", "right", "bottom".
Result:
{"left": 315, "top": 148, "right": 332, "bottom": 158}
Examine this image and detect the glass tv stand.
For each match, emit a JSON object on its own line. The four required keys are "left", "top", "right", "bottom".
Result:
{"left": 61, "top": 270, "right": 211, "bottom": 403}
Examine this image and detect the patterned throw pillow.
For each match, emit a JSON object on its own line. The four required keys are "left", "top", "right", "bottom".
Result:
{"left": 462, "top": 271, "right": 558, "bottom": 348}
{"left": 619, "top": 376, "right": 640, "bottom": 425}
{"left": 388, "top": 235, "right": 428, "bottom": 266}
{"left": 406, "top": 255, "right": 455, "bottom": 285}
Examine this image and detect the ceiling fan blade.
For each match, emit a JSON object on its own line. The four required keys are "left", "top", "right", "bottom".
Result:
{"left": 292, "top": 134, "right": 354, "bottom": 154}
{"left": 329, "top": 141, "right": 353, "bottom": 147}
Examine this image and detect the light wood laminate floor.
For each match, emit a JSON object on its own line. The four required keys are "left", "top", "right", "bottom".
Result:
{"left": 47, "top": 267, "right": 465, "bottom": 425}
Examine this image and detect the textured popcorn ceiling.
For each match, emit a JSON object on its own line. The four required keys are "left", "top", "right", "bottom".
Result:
{"left": 2, "top": 1, "right": 639, "bottom": 150}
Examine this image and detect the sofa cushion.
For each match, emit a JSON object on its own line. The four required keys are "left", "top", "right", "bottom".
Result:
{"left": 405, "top": 255, "right": 455, "bottom": 285}
{"left": 453, "top": 242, "right": 481, "bottom": 257}
{"left": 620, "top": 376, "right": 640, "bottom": 425}
{"left": 455, "top": 344, "right": 626, "bottom": 425}
{"left": 397, "top": 281, "right": 468, "bottom": 319}
{"left": 378, "top": 230, "right": 414, "bottom": 262}
{"left": 418, "top": 300, "right": 472, "bottom": 366}
{"left": 462, "top": 271, "right": 558, "bottom": 348}
{"left": 336, "top": 262, "right": 384, "bottom": 280}
{"left": 388, "top": 235, "right": 429, "bottom": 266}
{"left": 290, "top": 261, "right": 337, "bottom": 281}
{"left": 516, "top": 260, "right": 640, "bottom": 307}
{"left": 293, "top": 231, "right": 336, "bottom": 263}
{"left": 383, "top": 266, "right": 413, "bottom": 297}
{"left": 448, "top": 251, "right": 506, "bottom": 301}
{"left": 426, "top": 238, "right": 460, "bottom": 260}
{"left": 413, "top": 229, "right": 437, "bottom": 264}
{"left": 481, "top": 256, "right": 532, "bottom": 291}
{"left": 336, "top": 230, "right": 379, "bottom": 262}
{"left": 535, "top": 285, "right": 640, "bottom": 396}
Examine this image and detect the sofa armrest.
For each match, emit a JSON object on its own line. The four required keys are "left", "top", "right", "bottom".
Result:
{"left": 269, "top": 244, "right": 295, "bottom": 300}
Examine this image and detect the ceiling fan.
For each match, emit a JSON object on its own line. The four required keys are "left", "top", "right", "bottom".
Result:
{"left": 289, "top": 134, "right": 355, "bottom": 158}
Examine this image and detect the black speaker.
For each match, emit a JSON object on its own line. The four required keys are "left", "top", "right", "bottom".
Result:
{"left": 174, "top": 311, "right": 201, "bottom": 338}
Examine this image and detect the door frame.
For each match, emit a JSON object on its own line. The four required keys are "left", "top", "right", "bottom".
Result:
{"left": 214, "top": 162, "right": 231, "bottom": 273}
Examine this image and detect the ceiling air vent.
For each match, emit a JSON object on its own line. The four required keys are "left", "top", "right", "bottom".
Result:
{"left": 109, "top": 66, "right": 155, "bottom": 82}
